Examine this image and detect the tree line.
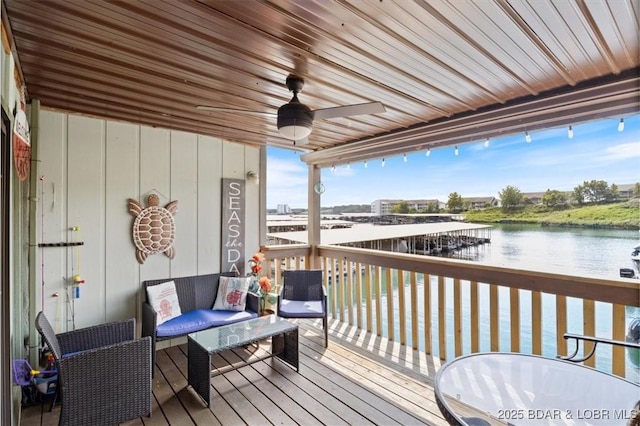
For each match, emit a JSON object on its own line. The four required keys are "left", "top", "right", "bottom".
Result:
{"left": 495, "top": 180, "right": 639, "bottom": 212}
{"left": 390, "top": 180, "right": 639, "bottom": 213}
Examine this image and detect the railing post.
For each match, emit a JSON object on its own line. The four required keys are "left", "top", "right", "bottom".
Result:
{"left": 532, "top": 291, "right": 542, "bottom": 355}
{"left": 612, "top": 304, "right": 626, "bottom": 377}
{"left": 470, "top": 281, "right": 479, "bottom": 353}
{"left": 489, "top": 284, "right": 499, "bottom": 352}
{"left": 454, "top": 278, "right": 462, "bottom": 357}
{"left": 556, "top": 295, "right": 567, "bottom": 356}
{"left": 510, "top": 288, "right": 520, "bottom": 352}
{"left": 424, "top": 274, "right": 432, "bottom": 354}
{"left": 438, "top": 276, "right": 446, "bottom": 360}
{"left": 583, "top": 299, "right": 596, "bottom": 368}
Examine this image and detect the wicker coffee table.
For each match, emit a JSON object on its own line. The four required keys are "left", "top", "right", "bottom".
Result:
{"left": 187, "top": 314, "right": 298, "bottom": 407}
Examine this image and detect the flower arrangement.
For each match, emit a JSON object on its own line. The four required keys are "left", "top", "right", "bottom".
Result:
{"left": 248, "top": 252, "right": 265, "bottom": 276}
{"left": 248, "top": 252, "right": 276, "bottom": 314}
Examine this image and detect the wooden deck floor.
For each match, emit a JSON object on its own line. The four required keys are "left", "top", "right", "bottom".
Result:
{"left": 20, "top": 319, "right": 448, "bottom": 425}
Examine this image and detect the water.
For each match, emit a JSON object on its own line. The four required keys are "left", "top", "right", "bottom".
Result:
{"left": 446, "top": 223, "right": 639, "bottom": 279}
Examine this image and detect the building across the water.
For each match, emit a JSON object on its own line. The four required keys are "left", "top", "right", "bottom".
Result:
{"left": 371, "top": 199, "right": 445, "bottom": 215}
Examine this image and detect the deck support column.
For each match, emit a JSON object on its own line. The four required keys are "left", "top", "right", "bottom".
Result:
{"left": 307, "top": 164, "right": 322, "bottom": 269}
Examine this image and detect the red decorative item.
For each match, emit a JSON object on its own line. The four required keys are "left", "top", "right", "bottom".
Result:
{"left": 13, "top": 107, "right": 31, "bottom": 181}
{"left": 225, "top": 289, "right": 243, "bottom": 307}
{"left": 259, "top": 276, "right": 271, "bottom": 293}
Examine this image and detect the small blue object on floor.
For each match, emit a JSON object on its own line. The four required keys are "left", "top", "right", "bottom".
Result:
{"left": 12, "top": 359, "right": 58, "bottom": 409}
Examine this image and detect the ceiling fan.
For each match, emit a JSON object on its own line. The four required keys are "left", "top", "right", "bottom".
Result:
{"left": 197, "top": 75, "right": 386, "bottom": 145}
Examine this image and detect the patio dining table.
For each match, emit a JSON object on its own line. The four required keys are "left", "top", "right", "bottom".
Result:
{"left": 434, "top": 352, "right": 639, "bottom": 426}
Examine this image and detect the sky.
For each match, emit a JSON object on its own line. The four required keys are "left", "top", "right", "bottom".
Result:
{"left": 266, "top": 115, "right": 640, "bottom": 209}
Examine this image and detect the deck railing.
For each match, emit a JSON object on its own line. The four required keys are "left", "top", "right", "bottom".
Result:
{"left": 262, "top": 244, "right": 640, "bottom": 380}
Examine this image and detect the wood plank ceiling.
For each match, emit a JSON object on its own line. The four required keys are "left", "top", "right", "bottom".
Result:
{"left": 2, "top": 0, "right": 639, "bottom": 167}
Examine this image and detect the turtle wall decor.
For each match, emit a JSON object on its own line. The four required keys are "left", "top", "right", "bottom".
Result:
{"left": 127, "top": 194, "right": 178, "bottom": 264}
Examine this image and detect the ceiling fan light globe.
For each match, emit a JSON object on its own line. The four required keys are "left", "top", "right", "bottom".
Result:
{"left": 277, "top": 102, "right": 313, "bottom": 140}
{"left": 278, "top": 125, "right": 311, "bottom": 141}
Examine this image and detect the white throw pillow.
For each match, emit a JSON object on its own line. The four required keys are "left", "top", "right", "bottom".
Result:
{"left": 212, "top": 276, "right": 251, "bottom": 311}
{"left": 147, "top": 280, "right": 182, "bottom": 325}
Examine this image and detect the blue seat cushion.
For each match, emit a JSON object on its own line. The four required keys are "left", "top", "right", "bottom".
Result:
{"left": 156, "top": 309, "right": 257, "bottom": 338}
{"left": 278, "top": 299, "right": 325, "bottom": 318}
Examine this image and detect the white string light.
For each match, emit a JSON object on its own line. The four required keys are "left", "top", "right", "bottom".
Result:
{"left": 381, "top": 158, "right": 385, "bottom": 167}
{"left": 403, "top": 153, "right": 407, "bottom": 162}
{"left": 525, "top": 131, "right": 532, "bottom": 143}
{"left": 426, "top": 148, "right": 431, "bottom": 157}
{"left": 618, "top": 118, "right": 625, "bottom": 132}
{"left": 364, "top": 160, "right": 368, "bottom": 168}
{"left": 568, "top": 125, "right": 574, "bottom": 139}
{"left": 454, "top": 146, "right": 459, "bottom": 156}
{"left": 484, "top": 138, "right": 490, "bottom": 148}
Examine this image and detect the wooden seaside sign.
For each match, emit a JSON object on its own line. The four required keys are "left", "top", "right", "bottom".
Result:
{"left": 221, "top": 178, "right": 245, "bottom": 275}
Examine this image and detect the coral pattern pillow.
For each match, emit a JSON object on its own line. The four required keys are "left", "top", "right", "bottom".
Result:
{"left": 147, "top": 280, "right": 182, "bottom": 325}
{"left": 212, "top": 276, "right": 251, "bottom": 311}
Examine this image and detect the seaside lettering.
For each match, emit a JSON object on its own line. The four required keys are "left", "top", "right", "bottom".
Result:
{"left": 227, "top": 262, "right": 241, "bottom": 275}
{"left": 228, "top": 224, "right": 240, "bottom": 238}
{"left": 222, "top": 179, "right": 245, "bottom": 274}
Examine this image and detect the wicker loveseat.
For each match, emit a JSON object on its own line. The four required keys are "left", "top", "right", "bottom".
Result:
{"left": 141, "top": 272, "right": 259, "bottom": 366}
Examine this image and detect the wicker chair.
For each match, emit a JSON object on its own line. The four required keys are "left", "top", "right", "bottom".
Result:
{"left": 35, "top": 311, "right": 152, "bottom": 426}
{"left": 277, "top": 269, "right": 328, "bottom": 347}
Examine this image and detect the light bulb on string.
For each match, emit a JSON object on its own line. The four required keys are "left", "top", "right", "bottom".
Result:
{"left": 618, "top": 118, "right": 625, "bottom": 132}
{"left": 454, "top": 146, "right": 459, "bottom": 156}
{"left": 568, "top": 126, "right": 574, "bottom": 139}
{"left": 403, "top": 153, "right": 407, "bottom": 162}
{"left": 364, "top": 160, "right": 368, "bottom": 169}
{"left": 484, "top": 138, "right": 490, "bottom": 148}
{"left": 426, "top": 148, "right": 431, "bottom": 157}
{"left": 381, "top": 158, "right": 385, "bottom": 167}
{"left": 525, "top": 131, "right": 532, "bottom": 143}
{"left": 331, "top": 165, "right": 336, "bottom": 173}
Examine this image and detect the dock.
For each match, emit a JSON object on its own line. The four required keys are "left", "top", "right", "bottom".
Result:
{"left": 267, "top": 222, "right": 491, "bottom": 256}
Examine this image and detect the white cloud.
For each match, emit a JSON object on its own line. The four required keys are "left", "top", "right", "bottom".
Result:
{"left": 266, "top": 155, "right": 308, "bottom": 208}
{"left": 600, "top": 142, "right": 640, "bottom": 162}
{"left": 267, "top": 156, "right": 307, "bottom": 187}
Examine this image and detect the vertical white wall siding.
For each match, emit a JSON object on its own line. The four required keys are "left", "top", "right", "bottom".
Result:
{"left": 36, "top": 110, "right": 259, "bottom": 330}
{"left": 37, "top": 112, "right": 69, "bottom": 331}
{"left": 196, "top": 135, "right": 223, "bottom": 274}
{"left": 138, "top": 128, "right": 172, "bottom": 287}
{"left": 105, "top": 121, "right": 140, "bottom": 322}
{"left": 169, "top": 131, "right": 198, "bottom": 278}
{"left": 67, "top": 116, "right": 106, "bottom": 328}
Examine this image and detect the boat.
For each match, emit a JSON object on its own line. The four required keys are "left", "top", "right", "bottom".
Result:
{"left": 620, "top": 243, "right": 640, "bottom": 279}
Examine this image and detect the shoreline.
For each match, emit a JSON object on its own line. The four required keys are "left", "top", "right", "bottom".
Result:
{"left": 462, "top": 201, "right": 640, "bottom": 231}
{"left": 466, "top": 219, "right": 640, "bottom": 231}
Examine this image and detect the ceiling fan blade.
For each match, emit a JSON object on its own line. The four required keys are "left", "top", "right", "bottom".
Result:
{"left": 312, "top": 101, "right": 386, "bottom": 120}
{"left": 196, "top": 106, "right": 276, "bottom": 117}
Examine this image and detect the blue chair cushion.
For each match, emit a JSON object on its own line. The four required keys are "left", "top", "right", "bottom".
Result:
{"left": 156, "top": 309, "right": 257, "bottom": 337}
{"left": 278, "top": 299, "right": 324, "bottom": 318}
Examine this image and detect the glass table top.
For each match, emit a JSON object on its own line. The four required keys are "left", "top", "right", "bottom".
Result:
{"left": 188, "top": 315, "right": 297, "bottom": 353}
{"left": 435, "top": 352, "right": 640, "bottom": 426}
